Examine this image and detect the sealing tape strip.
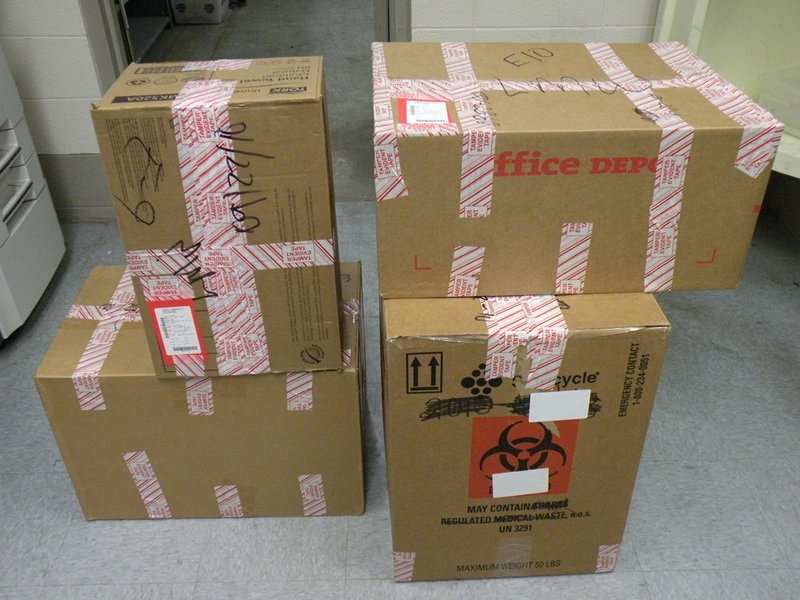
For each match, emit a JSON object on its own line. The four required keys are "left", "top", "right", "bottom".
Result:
{"left": 286, "top": 372, "right": 314, "bottom": 411}
{"left": 372, "top": 43, "right": 408, "bottom": 201}
{"left": 482, "top": 296, "right": 568, "bottom": 389}
{"left": 128, "top": 240, "right": 336, "bottom": 276}
{"left": 170, "top": 78, "right": 270, "bottom": 376}
{"left": 442, "top": 42, "right": 497, "bottom": 219}
{"left": 298, "top": 474, "right": 327, "bottom": 516}
{"left": 127, "top": 239, "right": 334, "bottom": 376}
{"left": 214, "top": 484, "right": 244, "bottom": 517}
{"left": 182, "top": 59, "right": 253, "bottom": 71}
{"left": 494, "top": 537, "right": 533, "bottom": 574}
{"left": 186, "top": 377, "right": 214, "bottom": 415}
{"left": 69, "top": 270, "right": 140, "bottom": 411}
{"left": 342, "top": 298, "right": 360, "bottom": 323}
{"left": 340, "top": 295, "right": 359, "bottom": 368}
{"left": 596, "top": 544, "right": 621, "bottom": 572}
{"left": 393, "top": 551, "right": 416, "bottom": 582}
{"left": 651, "top": 42, "right": 783, "bottom": 179}
{"left": 448, "top": 245, "right": 485, "bottom": 297}
{"left": 123, "top": 451, "right": 171, "bottom": 519}
{"left": 342, "top": 348, "right": 353, "bottom": 367}
{"left": 555, "top": 222, "right": 593, "bottom": 294}
{"left": 587, "top": 42, "right": 694, "bottom": 293}
{"left": 483, "top": 296, "right": 533, "bottom": 379}
{"left": 524, "top": 296, "right": 568, "bottom": 390}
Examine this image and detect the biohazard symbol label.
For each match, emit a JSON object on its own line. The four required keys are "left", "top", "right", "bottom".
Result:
{"left": 468, "top": 416, "right": 579, "bottom": 498}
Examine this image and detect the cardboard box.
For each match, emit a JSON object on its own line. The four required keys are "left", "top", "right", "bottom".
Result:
{"left": 92, "top": 57, "right": 342, "bottom": 377}
{"left": 170, "top": 0, "right": 229, "bottom": 24}
{"left": 381, "top": 293, "right": 670, "bottom": 580}
{"left": 372, "top": 42, "right": 783, "bottom": 297}
{"left": 34, "top": 263, "right": 365, "bottom": 519}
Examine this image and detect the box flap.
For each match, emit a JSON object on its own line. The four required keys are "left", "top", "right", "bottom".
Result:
{"left": 37, "top": 263, "right": 363, "bottom": 380}
{"left": 93, "top": 56, "right": 323, "bottom": 111}
{"left": 382, "top": 293, "right": 669, "bottom": 341}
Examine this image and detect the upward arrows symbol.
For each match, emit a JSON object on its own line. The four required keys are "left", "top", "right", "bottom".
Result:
{"left": 428, "top": 356, "right": 439, "bottom": 386}
{"left": 410, "top": 357, "right": 421, "bottom": 388}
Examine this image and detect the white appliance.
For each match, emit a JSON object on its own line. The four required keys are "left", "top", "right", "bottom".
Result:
{"left": 0, "top": 46, "right": 65, "bottom": 339}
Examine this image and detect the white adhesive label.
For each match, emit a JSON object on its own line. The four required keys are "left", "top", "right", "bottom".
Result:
{"left": 154, "top": 306, "right": 202, "bottom": 356}
{"left": 529, "top": 389, "right": 591, "bottom": 422}
{"left": 492, "top": 468, "right": 550, "bottom": 498}
{"left": 404, "top": 100, "right": 450, "bottom": 124}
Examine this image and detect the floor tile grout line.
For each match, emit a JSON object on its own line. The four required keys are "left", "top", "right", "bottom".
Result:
{"left": 190, "top": 577, "right": 201, "bottom": 599}
{"left": 38, "top": 482, "right": 77, "bottom": 588}
{"left": 344, "top": 513, "right": 352, "bottom": 587}
{"left": 758, "top": 515, "right": 796, "bottom": 571}
{"left": 640, "top": 565, "right": 796, "bottom": 574}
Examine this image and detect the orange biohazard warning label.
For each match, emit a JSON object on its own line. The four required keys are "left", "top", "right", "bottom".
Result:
{"left": 468, "top": 416, "right": 579, "bottom": 499}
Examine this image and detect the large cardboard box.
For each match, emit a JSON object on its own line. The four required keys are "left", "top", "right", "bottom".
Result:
{"left": 372, "top": 42, "right": 783, "bottom": 297}
{"left": 34, "top": 264, "right": 365, "bottom": 519}
{"left": 92, "top": 57, "right": 342, "bottom": 377}
{"left": 381, "top": 293, "right": 670, "bottom": 580}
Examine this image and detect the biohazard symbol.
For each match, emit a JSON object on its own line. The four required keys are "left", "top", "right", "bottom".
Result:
{"left": 478, "top": 420, "right": 567, "bottom": 480}
{"left": 469, "top": 417, "right": 579, "bottom": 497}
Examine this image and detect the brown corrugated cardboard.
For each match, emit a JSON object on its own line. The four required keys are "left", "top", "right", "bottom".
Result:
{"left": 381, "top": 293, "right": 670, "bottom": 580}
{"left": 34, "top": 263, "right": 364, "bottom": 520}
{"left": 372, "top": 42, "right": 783, "bottom": 297}
{"left": 92, "top": 57, "right": 342, "bottom": 377}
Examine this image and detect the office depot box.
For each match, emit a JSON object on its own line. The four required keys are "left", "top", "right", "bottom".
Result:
{"left": 381, "top": 293, "right": 670, "bottom": 580}
{"left": 170, "top": 0, "right": 229, "bottom": 24}
{"left": 34, "top": 264, "right": 365, "bottom": 520}
{"left": 372, "top": 42, "right": 783, "bottom": 297}
{"left": 92, "top": 57, "right": 342, "bottom": 377}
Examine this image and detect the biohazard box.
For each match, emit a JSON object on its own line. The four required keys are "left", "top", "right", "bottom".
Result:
{"left": 34, "top": 264, "right": 365, "bottom": 520}
{"left": 92, "top": 57, "right": 342, "bottom": 377}
{"left": 381, "top": 293, "right": 670, "bottom": 580}
{"left": 373, "top": 42, "right": 783, "bottom": 297}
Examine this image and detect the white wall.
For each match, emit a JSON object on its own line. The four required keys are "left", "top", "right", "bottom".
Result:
{"left": 0, "top": 0, "right": 102, "bottom": 155}
{"left": 411, "top": 0, "right": 660, "bottom": 43}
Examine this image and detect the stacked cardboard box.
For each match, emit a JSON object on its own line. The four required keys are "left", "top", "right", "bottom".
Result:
{"left": 35, "top": 263, "right": 364, "bottom": 518}
{"left": 374, "top": 41, "right": 781, "bottom": 581}
{"left": 92, "top": 57, "right": 342, "bottom": 378}
{"left": 35, "top": 57, "right": 366, "bottom": 519}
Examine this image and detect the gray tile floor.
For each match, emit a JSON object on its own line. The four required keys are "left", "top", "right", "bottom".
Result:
{"left": 2, "top": 1, "right": 800, "bottom": 598}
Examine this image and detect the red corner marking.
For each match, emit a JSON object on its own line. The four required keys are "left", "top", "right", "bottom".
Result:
{"left": 414, "top": 255, "right": 432, "bottom": 271}
{"left": 696, "top": 248, "right": 717, "bottom": 264}
{"left": 753, "top": 204, "right": 762, "bottom": 213}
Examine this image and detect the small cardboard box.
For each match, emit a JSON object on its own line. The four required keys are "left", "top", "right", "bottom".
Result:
{"left": 34, "top": 263, "right": 365, "bottom": 519}
{"left": 170, "top": 0, "right": 229, "bottom": 25}
{"left": 92, "top": 57, "right": 342, "bottom": 377}
{"left": 372, "top": 42, "right": 783, "bottom": 297}
{"left": 381, "top": 293, "right": 670, "bottom": 580}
